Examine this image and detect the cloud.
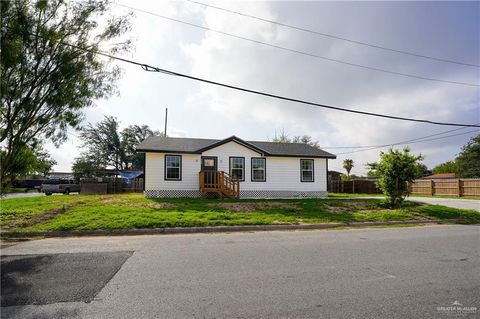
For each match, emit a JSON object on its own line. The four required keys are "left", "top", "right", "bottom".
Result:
{"left": 181, "top": 1, "right": 479, "bottom": 172}
{"left": 44, "top": 1, "right": 479, "bottom": 173}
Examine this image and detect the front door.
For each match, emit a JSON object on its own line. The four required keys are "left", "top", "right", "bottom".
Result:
{"left": 201, "top": 156, "right": 217, "bottom": 172}
{"left": 201, "top": 156, "right": 218, "bottom": 186}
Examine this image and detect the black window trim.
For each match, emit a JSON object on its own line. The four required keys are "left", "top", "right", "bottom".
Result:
{"left": 229, "top": 156, "right": 245, "bottom": 182}
{"left": 300, "top": 159, "right": 315, "bottom": 182}
{"left": 164, "top": 154, "right": 182, "bottom": 181}
{"left": 251, "top": 157, "right": 266, "bottom": 182}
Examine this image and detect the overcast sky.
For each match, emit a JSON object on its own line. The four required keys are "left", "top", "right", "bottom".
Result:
{"left": 48, "top": 0, "right": 479, "bottom": 174}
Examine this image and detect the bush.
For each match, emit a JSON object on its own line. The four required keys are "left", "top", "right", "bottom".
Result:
{"left": 373, "top": 148, "right": 423, "bottom": 208}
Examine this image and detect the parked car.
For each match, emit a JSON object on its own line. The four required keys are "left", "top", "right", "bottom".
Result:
{"left": 41, "top": 179, "right": 80, "bottom": 195}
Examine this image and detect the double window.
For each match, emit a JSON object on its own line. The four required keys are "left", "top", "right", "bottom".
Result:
{"left": 165, "top": 155, "right": 181, "bottom": 180}
{"left": 229, "top": 157, "right": 245, "bottom": 181}
{"left": 251, "top": 158, "right": 266, "bottom": 182}
{"left": 300, "top": 159, "right": 314, "bottom": 182}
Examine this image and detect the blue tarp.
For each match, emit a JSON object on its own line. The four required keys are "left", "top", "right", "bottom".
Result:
{"left": 118, "top": 171, "right": 143, "bottom": 185}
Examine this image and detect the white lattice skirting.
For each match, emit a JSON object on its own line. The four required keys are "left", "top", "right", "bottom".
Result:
{"left": 145, "top": 189, "right": 327, "bottom": 199}
{"left": 240, "top": 190, "right": 327, "bottom": 199}
{"left": 145, "top": 190, "right": 202, "bottom": 198}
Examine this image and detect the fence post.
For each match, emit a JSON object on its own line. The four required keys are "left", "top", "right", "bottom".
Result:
{"left": 458, "top": 179, "right": 462, "bottom": 197}
{"left": 352, "top": 180, "right": 355, "bottom": 193}
{"left": 430, "top": 180, "right": 434, "bottom": 196}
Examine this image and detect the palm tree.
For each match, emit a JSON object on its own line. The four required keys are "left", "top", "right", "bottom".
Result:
{"left": 343, "top": 159, "right": 354, "bottom": 177}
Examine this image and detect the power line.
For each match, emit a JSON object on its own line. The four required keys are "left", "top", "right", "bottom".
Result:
{"left": 51, "top": 40, "right": 480, "bottom": 128}
{"left": 322, "top": 125, "right": 474, "bottom": 149}
{"left": 115, "top": 3, "right": 479, "bottom": 87}
{"left": 187, "top": 0, "right": 480, "bottom": 68}
{"left": 335, "top": 129, "right": 478, "bottom": 155}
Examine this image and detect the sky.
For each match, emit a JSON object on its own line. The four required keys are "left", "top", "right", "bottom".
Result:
{"left": 47, "top": 0, "right": 479, "bottom": 175}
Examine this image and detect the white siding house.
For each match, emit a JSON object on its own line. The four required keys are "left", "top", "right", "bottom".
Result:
{"left": 137, "top": 136, "right": 335, "bottom": 199}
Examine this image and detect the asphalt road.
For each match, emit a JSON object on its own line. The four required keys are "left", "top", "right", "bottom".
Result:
{"left": 1, "top": 225, "right": 479, "bottom": 318}
{"left": 1, "top": 252, "right": 132, "bottom": 306}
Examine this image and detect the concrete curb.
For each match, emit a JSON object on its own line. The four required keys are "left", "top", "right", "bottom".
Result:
{"left": 0, "top": 219, "right": 462, "bottom": 238}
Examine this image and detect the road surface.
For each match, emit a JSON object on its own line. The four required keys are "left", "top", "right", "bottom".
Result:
{"left": 407, "top": 196, "right": 479, "bottom": 211}
{"left": 1, "top": 225, "right": 479, "bottom": 318}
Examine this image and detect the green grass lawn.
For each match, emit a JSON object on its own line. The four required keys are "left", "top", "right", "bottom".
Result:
{"left": 1, "top": 193, "right": 479, "bottom": 233}
{"left": 328, "top": 192, "right": 480, "bottom": 200}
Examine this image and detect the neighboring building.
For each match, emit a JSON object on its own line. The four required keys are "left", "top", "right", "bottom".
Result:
{"left": 48, "top": 172, "right": 74, "bottom": 179}
{"left": 327, "top": 170, "right": 343, "bottom": 183}
{"left": 421, "top": 173, "right": 456, "bottom": 180}
{"left": 136, "top": 136, "right": 336, "bottom": 198}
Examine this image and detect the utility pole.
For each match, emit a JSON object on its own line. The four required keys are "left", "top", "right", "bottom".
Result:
{"left": 164, "top": 107, "right": 168, "bottom": 137}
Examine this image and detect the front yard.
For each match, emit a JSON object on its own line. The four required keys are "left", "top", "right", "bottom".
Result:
{"left": 1, "top": 193, "right": 479, "bottom": 234}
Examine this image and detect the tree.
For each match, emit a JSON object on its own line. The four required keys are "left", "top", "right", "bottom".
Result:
{"left": 432, "top": 160, "right": 458, "bottom": 175}
{"left": 34, "top": 148, "right": 57, "bottom": 176}
{"left": 121, "top": 125, "right": 160, "bottom": 169}
{"left": 455, "top": 135, "right": 480, "bottom": 178}
{"left": 415, "top": 163, "right": 431, "bottom": 178}
{"left": 272, "top": 130, "right": 320, "bottom": 148}
{"left": 0, "top": 0, "right": 132, "bottom": 188}
{"left": 0, "top": 143, "right": 56, "bottom": 185}
{"left": 371, "top": 148, "right": 423, "bottom": 208}
{"left": 343, "top": 159, "right": 354, "bottom": 177}
{"left": 71, "top": 156, "right": 102, "bottom": 180}
{"left": 78, "top": 116, "right": 158, "bottom": 171}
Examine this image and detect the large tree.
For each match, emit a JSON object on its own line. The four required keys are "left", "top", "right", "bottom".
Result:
{"left": 272, "top": 130, "right": 320, "bottom": 148}
{"left": 0, "top": 143, "right": 56, "bottom": 184}
{"left": 0, "top": 0, "right": 132, "bottom": 188}
{"left": 432, "top": 160, "right": 458, "bottom": 175}
{"left": 456, "top": 134, "right": 480, "bottom": 178}
{"left": 78, "top": 116, "right": 158, "bottom": 172}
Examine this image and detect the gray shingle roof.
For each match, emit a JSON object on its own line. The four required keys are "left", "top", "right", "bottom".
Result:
{"left": 136, "top": 136, "right": 336, "bottom": 159}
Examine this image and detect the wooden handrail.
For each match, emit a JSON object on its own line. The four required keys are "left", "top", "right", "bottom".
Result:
{"left": 199, "top": 170, "right": 239, "bottom": 198}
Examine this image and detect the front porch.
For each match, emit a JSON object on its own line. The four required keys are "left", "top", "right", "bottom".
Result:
{"left": 199, "top": 170, "right": 240, "bottom": 199}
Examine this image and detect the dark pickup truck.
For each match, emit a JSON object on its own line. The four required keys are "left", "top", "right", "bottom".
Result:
{"left": 41, "top": 179, "right": 80, "bottom": 195}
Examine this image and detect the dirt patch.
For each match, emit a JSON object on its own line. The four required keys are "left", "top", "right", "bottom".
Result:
{"left": 213, "top": 202, "right": 301, "bottom": 212}
{"left": 98, "top": 196, "right": 116, "bottom": 202}
{"left": 124, "top": 202, "right": 180, "bottom": 209}
{"left": 325, "top": 200, "right": 380, "bottom": 212}
{"left": 28, "top": 209, "right": 65, "bottom": 224}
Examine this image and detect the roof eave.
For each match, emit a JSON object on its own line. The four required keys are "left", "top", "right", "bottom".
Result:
{"left": 196, "top": 135, "right": 268, "bottom": 155}
{"left": 135, "top": 149, "right": 201, "bottom": 154}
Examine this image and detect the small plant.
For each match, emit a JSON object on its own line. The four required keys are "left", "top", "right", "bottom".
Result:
{"left": 370, "top": 148, "right": 423, "bottom": 208}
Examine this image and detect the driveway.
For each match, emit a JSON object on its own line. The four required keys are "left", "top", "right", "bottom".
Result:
{"left": 2, "top": 225, "right": 479, "bottom": 318}
{"left": 2, "top": 193, "right": 80, "bottom": 199}
{"left": 344, "top": 195, "right": 480, "bottom": 211}
{"left": 2, "top": 192, "right": 45, "bottom": 199}
{"left": 407, "top": 196, "right": 480, "bottom": 211}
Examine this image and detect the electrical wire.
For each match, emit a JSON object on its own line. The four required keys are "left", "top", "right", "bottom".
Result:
{"left": 115, "top": 3, "right": 479, "bottom": 87}
{"left": 335, "top": 129, "right": 478, "bottom": 155}
{"left": 50, "top": 40, "right": 480, "bottom": 128}
{"left": 186, "top": 0, "right": 480, "bottom": 68}
{"left": 321, "top": 124, "right": 475, "bottom": 149}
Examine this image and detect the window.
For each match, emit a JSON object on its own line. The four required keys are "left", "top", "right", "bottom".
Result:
{"left": 165, "top": 155, "right": 181, "bottom": 180}
{"left": 251, "top": 158, "right": 266, "bottom": 182}
{"left": 229, "top": 157, "right": 245, "bottom": 181}
{"left": 300, "top": 159, "right": 314, "bottom": 182}
{"left": 204, "top": 159, "right": 215, "bottom": 167}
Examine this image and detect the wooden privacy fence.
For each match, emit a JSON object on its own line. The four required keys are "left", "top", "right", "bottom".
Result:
{"left": 80, "top": 177, "right": 144, "bottom": 194}
{"left": 328, "top": 179, "right": 381, "bottom": 194}
{"left": 410, "top": 179, "right": 480, "bottom": 197}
